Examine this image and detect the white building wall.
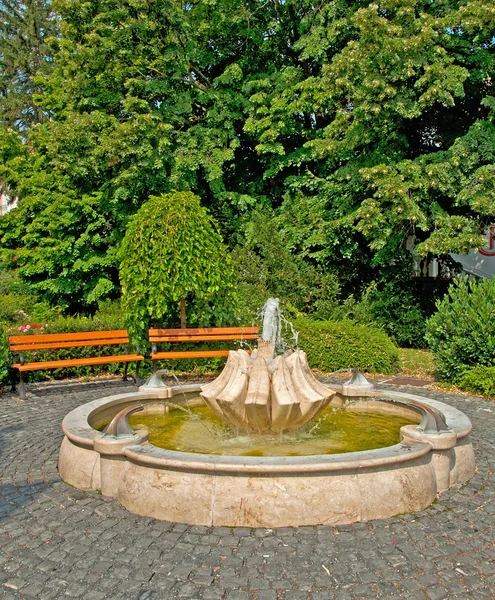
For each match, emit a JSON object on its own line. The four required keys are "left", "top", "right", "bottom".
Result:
{"left": 450, "top": 226, "right": 495, "bottom": 279}
{"left": 0, "top": 192, "right": 17, "bottom": 215}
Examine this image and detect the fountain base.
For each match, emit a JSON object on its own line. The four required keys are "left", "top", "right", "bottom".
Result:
{"left": 59, "top": 385, "right": 476, "bottom": 527}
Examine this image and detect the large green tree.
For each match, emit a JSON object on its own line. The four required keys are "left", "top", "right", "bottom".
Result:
{"left": 245, "top": 0, "right": 495, "bottom": 266}
{"left": 0, "top": 0, "right": 280, "bottom": 310}
{"left": 0, "top": 0, "right": 57, "bottom": 129}
{"left": 0, "top": 0, "right": 493, "bottom": 314}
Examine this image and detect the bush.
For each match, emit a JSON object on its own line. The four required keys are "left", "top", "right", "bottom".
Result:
{"left": 364, "top": 283, "right": 427, "bottom": 348}
{"left": 0, "top": 323, "right": 11, "bottom": 388}
{"left": 233, "top": 211, "right": 342, "bottom": 321}
{"left": 426, "top": 277, "right": 495, "bottom": 382}
{"left": 293, "top": 318, "right": 400, "bottom": 375}
{"left": 0, "top": 293, "right": 58, "bottom": 324}
{"left": 0, "top": 269, "right": 31, "bottom": 296}
{"left": 458, "top": 366, "right": 495, "bottom": 399}
{"left": 0, "top": 269, "right": 59, "bottom": 325}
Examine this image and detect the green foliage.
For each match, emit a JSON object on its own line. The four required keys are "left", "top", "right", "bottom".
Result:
{"left": 0, "top": 0, "right": 493, "bottom": 320}
{"left": 0, "top": 323, "right": 10, "bottom": 387}
{"left": 245, "top": 0, "right": 495, "bottom": 263}
{"left": 426, "top": 277, "right": 495, "bottom": 382}
{"left": 0, "top": 269, "right": 59, "bottom": 324}
{"left": 119, "top": 192, "right": 238, "bottom": 345}
{"left": 0, "top": 127, "right": 121, "bottom": 312}
{"left": 234, "top": 209, "right": 342, "bottom": 321}
{"left": 0, "top": 0, "right": 57, "bottom": 129}
{"left": 293, "top": 318, "right": 399, "bottom": 375}
{"left": 357, "top": 265, "right": 428, "bottom": 349}
{"left": 458, "top": 366, "right": 495, "bottom": 399}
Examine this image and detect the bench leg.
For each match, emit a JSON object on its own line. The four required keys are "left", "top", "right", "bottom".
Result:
{"left": 122, "top": 361, "right": 131, "bottom": 381}
{"left": 135, "top": 361, "right": 142, "bottom": 386}
{"left": 152, "top": 359, "right": 158, "bottom": 373}
{"left": 18, "top": 372, "right": 27, "bottom": 400}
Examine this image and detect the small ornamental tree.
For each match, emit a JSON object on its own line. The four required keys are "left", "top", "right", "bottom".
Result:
{"left": 118, "top": 192, "right": 238, "bottom": 345}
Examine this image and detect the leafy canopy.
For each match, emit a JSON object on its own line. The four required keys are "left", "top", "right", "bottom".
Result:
{"left": 0, "top": 0, "right": 493, "bottom": 316}
{"left": 0, "top": 0, "right": 57, "bottom": 129}
{"left": 118, "top": 191, "right": 238, "bottom": 344}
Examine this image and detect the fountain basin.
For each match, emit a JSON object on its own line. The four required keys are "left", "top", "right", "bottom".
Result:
{"left": 58, "top": 384, "right": 475, "bottom": 527}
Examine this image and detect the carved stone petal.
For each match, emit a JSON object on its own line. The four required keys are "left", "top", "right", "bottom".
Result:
{"left": 201, "top": 350, "right": 238, "bottom": 418}
{"left": 287, "top": 351, "right": 335, "bottom": 426}
{"left": 244, "top": 355, "right": 270, "bottom": 432}
{"left": 297, "top": 350, "right": 336, "bottom": 400}
{"left": 286, "top": 352, "right": 324, "bottom": 427}
{"left": 216, "top": 350, "right": 250, "bottom": 426}
{"left": 270, "top": 356, "right": 302, "bottom": 432}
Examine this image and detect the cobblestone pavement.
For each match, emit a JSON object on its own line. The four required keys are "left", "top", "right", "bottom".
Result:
{"left": 0, "top": 379, "right": 493, "bottom": 600}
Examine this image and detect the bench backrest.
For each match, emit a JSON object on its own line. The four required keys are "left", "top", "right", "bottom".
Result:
{"left": 149, "top": 326, "right": 259, "bottom": 343}
{"left": 9, "top": 330, "right": 130, "bottom": 352}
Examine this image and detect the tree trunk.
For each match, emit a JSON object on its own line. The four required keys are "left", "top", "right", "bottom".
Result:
{"left": 180, "top": 297, "right": 187, "bottom": 329}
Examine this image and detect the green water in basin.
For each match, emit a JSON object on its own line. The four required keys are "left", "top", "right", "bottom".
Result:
{"left": 120, "top": 403, "right": 417, "bottom": 457}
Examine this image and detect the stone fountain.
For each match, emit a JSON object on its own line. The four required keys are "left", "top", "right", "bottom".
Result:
{"left": 58, "top": 299, "right": 476, "bottom": 527}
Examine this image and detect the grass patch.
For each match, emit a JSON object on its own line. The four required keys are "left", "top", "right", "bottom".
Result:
{"left": 398, "top": 348, "right": 435, "bottom": 380}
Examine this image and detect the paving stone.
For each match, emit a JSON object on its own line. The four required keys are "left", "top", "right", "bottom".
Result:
{"left": 202, "top": 588, "right": 226, "bottom": 600}
{"left": 225, "top": 591, "right": 251, "bottom": 600}
{"left": 255, "top": 592, "right": 278, "bottom": 600}
{"left": 425, "top": 588, "right": 450, "bottom": 600}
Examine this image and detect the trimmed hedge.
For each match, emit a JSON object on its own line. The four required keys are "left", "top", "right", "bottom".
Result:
{"left": 458, "top": 366, "right": 495, "bottom": 399}
{"left": 293, "top": 318, "right": 400, "bottom": 375}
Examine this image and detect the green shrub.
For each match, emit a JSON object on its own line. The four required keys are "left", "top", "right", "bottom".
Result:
{"left": 426, "top": 277, "right": 495, "bottom": 382}
{"left": 0, "top": 269, "right": 59, "bottom": 324}
{"left": 293, "top": 318, "right": 400, "bottom": 374}
{"left": 458, "top": 366, "right": 495, "bottom": 399}
{"left": 233, "top": 211, "right": 342, "bottom": 320}
{"left": 0, "top": 269, "right": 32, "bottom": 296}
{"left": 0, "top": 293, "right": 58, "bottom": 324}
{"left": 0, "top": 323, "right": 11, "bottom": 388}
{"left": 364, "top": 283, "right": 427, "bottom": 348}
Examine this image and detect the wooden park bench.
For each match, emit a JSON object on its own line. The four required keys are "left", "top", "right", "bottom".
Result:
{"left": 149, "top": 326, "right": 259, "bottom": 371}
{"left": 9, "top": 330, "right": 144, "bottom": 399}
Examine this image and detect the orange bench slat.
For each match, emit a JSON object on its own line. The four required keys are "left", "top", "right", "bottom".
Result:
{"left": 13, "top": 354, "right": 144, "bottom": 372}
{"left": 149, "top": 334, "right": 259, "bottom": 343}
{"left": 149, "top": 326, "right": 258, "bottom": 337}
{"left": 151, "top": 350, "right": 232, "bottom": 359}
{"left": 9, "top": 330, "right": 129, "bottom": 345}
{"left": 10, "top": 338, "right": 129, "bottom": 352}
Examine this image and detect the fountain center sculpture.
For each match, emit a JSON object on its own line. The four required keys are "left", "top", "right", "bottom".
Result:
{"left": 200, "top": 298, "right": 336, "bottom": 432}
